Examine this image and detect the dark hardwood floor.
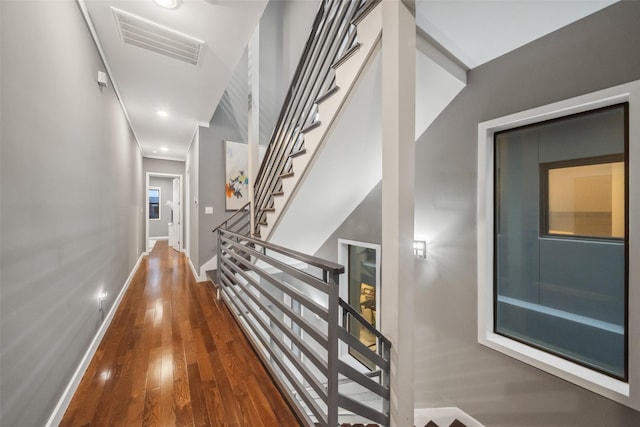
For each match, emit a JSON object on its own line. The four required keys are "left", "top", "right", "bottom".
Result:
{"left": 60, "top": 240, "right": 301, "bottom": 427}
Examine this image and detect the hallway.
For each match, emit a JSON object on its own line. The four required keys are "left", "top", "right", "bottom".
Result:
{"left": 60, "top": 241, "right": 300, "bottom": 426}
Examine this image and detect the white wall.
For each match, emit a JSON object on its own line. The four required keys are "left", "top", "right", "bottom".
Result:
{"left": 186, "top": 130, "right": 199, "bottom": 270}
{"left": 0, "top": 1, "right": 144, "bottom": 425}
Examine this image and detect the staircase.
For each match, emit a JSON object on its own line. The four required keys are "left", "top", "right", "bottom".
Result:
{"left": 212, "top": 2, "right": 393, "bottom": 426}
{"left": 254, "top": 0, "right": 382, "bottom": 241}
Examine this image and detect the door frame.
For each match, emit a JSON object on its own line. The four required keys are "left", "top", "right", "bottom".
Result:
{"left": 145, "top": 172, "right": 183, "bottom": 253}
{"left": 337, "top": 238, "right": 381, "bottom": 372}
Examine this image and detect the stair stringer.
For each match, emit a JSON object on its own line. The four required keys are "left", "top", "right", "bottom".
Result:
{"left": 258, "top": 5, "right": 383, "bottom": 242}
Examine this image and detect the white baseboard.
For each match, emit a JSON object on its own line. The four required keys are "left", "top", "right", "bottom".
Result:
{"left": 199, "top": 255, "right": 217, "bottom": 282}
{"left": 150, "top": 236, "right": 168, "bottom": 240}
{"left": 45, "top": 252, "right": 146, "bottom": 427}
{"left": 414, "top": 407, "right": 484, "bottom": 427}
{"left": 189, "top": 257, "right": 202, "bottom": 282}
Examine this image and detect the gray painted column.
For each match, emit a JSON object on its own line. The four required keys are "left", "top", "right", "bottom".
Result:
{"left": 381, "top": 1, "right": 416, "bottom": 426}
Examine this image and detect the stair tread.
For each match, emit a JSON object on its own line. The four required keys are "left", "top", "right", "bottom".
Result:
{"left": 316, "top": 85, "right": 340, "bottom": 104}
{"left": 289, "top": 148, "right": 306, "bottom": 159}
{"left": 352, "top": 0, "right": 381, "bottom": 25}
{"left": 332, "top": 42, "right": 361, "bottom": 69}
{"left": 301, "top": 120, "right": 321, "bottom": 134}
{"left": 279, "top": 171, "right": 294, "bottom": 179}
{"left": 271, "top": 191, "right": 284, "bottom": 197}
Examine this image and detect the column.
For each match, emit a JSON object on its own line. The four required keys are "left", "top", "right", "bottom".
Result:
{"left": 381, "top": 1, "right": 416, "bottom": 426}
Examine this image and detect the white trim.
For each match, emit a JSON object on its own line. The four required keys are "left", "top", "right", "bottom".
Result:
{"left": 198, "top": 255, "right": 218, "bottom": 282}
{"left": 477, "top": 79, "right": 640, "bottom": 411}
{"left": 45, "top": 252, "right": 145, "bottom": 427}
{"left": 189, "top": 257, "right": 200, "bottom": 283}
{"left": 414, "top": 407, "right": 483, "bottom": 427}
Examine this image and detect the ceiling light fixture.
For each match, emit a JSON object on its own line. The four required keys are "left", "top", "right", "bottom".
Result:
{"left": 157, "top": 110, "right": 169, "bottom": 118}
{"left": 160, "top": 147, "right": 169, "bottom": 152}
{"left": 152, "top": 0, "right": 179, "bottom": 9}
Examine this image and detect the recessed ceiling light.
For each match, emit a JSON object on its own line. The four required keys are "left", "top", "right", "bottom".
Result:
{"left": 160, "top": 147, "right": 169, "bottom": 152}
{"left": 153, "top": 0, "right": 178, "bottom": 9}
{"left": 152, "top": 150, "right": 158, "bottom": 154}
{"left": 157, "top": 110, "right": 169, "bottom": 118}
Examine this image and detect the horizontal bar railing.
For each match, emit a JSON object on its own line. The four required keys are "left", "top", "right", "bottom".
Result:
{"left": 212, "top": 202, "right": 250, "bottom": 234}
{"left": 215, "top": 227, "right": 390, "bottom": 426}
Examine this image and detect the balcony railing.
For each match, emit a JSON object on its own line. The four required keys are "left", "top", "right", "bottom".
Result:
{"left": 215, "top": 225, "right": 390, "bottom": 426}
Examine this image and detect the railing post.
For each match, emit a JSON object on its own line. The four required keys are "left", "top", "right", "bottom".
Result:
{"left": 381, "top": 339, "right": 390, "bottom": 419}
{"left": 327, "top": 270, "right": 340, "bottom": 427}
{"left": 217, "top": 229, "right": 223, "bottom": 300}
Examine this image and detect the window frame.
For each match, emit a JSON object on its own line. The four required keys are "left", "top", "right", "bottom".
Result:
{"left": 477, "top": 80, "right": 640, "bottom": 411}
{"left": 540, "top": 153, "right": 626, "bottom": 242}
{"left": 148, "top": 187, "right": 161, "bottom": 221}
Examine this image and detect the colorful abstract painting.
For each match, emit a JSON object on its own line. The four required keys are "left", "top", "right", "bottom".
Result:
{"left": 224, "top": 140, "right": 266, "bottom": 211}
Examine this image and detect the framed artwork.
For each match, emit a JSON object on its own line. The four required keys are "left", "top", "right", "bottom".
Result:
{"left": 224, "top": 140, "right": 266, "bottom": 211}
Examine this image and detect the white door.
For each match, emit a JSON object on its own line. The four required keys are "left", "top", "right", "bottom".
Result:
{"left": 170, "top": 177, "right": 181, "bottom": 251}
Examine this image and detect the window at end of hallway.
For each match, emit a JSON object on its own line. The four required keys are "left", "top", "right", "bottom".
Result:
{"left": 149, "top": 188, "right": 160, "bottom": 220}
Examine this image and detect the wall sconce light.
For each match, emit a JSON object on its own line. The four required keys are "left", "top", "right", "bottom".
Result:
{"left": 413, "top": 240, "right": 427, "bottom": 259}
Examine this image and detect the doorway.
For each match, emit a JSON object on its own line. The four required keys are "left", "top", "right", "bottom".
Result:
{"left": 338, "top": 239, "right": 381, "bottom": 371}
{"left": 145, "top": 172, "right": 183, "bottom": 253}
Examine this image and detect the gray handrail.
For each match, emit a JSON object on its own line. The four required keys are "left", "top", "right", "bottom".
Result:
{"left": 215, "top": 226, "right": 391, "bottom": 426}
{"left": 212, "top": 202, "right": 250, "bottom": 232}
{"left": 339, "top": 297, "right": 390, "bottom": 346}
{"left": 221, "top": 228, "right": 344, "bottom": 275}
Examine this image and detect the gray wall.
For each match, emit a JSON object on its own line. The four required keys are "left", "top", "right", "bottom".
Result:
{"left": 414, "top": 2, "right": 640, "bottom": 425}
{"left": 315, "top": 181, "right": 382, "bottom": 262}
{"left": 198, "top": 105, "right": 245, "bottom": 269}
{"left": 149, "top": 177, "right": 173, "bottom": 238}
{"left": 0, "top": 1, "right": 144, "bottom": 426}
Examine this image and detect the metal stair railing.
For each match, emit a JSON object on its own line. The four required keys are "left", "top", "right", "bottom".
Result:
{"left": 215, "top": 226, "right": 390, "bottom": 426}
{"left": 253, "top": 0, "right": 381, "bottom": 238}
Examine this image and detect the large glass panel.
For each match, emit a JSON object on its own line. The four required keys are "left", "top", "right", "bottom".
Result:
{"left": 494, "top": 104, "right": 627, "bottom": 379}
{"left": 348, "top": 245, "right": 377, "bottom": 369}
{"left": 547, "top": 161, "right": 625, "bottom": 238}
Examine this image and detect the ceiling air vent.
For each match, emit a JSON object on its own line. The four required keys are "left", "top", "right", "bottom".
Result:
{"left": 112, "top": 7, "right": 204, "bottom": 66}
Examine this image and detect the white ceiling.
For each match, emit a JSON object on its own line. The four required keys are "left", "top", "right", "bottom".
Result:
{"left": 415, "top": 0, "right": 617, "bottom": 69}
{"left": 82, "top": 0, "right": 267, "bottom": 161}
{"left": 82, "top": 0, "right": 618, "bottom": 162}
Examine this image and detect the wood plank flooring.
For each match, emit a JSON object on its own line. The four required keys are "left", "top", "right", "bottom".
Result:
{"left": 61, "top": 241, "right": 301, "bottom": 427}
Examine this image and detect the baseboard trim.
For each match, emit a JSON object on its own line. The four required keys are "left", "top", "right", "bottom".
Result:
{"left": 198, "top": 255, "right": 217, "bottom": 282}
{"left": 189, "top": 257, "right": 203, "bottom": 282}
{"left": 45, "top": 252, "right": 146, "bottom": 427}
{"left": 414, "top": 407, "right": 484, "bottom": 427}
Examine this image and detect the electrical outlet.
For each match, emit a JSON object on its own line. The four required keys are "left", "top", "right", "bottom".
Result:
{"left": 98, "top": 291, "right": 108, "bottom": 311}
